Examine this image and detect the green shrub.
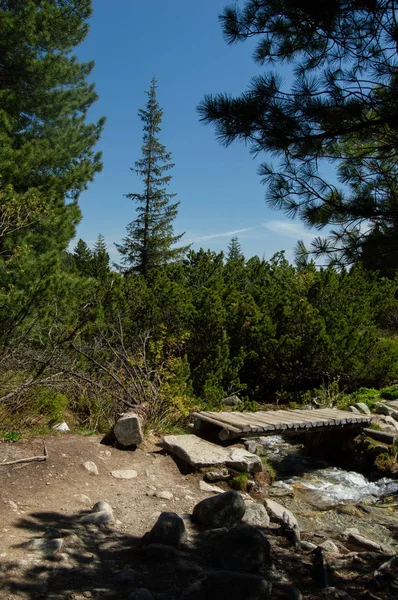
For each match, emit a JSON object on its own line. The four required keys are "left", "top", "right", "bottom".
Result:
{"left": 380, "top": 385, "right": 398, "bottom": 400}
{"left": 352, "top": 387, "right": 381, "bottom": 409}
{"left": 1, "top": 430, "right": 21, "bottom": 442}
{"left": 29, "top": 388, "right": 69, "bottom": 424}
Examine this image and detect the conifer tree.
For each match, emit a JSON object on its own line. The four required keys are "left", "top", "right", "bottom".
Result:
{"left": 73, "top": 239, "right": 93, "bottom": 276}
{"left": 227, "top": 236, "right": 244, "bottom": 262}
{"left": 198, "top": 0, "right": 398, "bottom": 269}
{"left": 116, "top": 78, "right": 188, "bottom": 278}
{"left": 91, "top": 234, "right": 110, "bottom": 279}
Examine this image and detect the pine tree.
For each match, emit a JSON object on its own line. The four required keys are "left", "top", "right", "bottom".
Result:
{"left": 73, "top": 239, "right": 93, "bottom": 276}
{"left": 0, "top": 2, "right": 104, "bottom": 345}
{"left": 198, "top": 0, "right": 398, "bottom": 270}
{"left": 91, "top": 234, "right": 110, "bottom": 279}
{"left": 227, "top": 236, "right": 244, "bottom": 262}
{"left": 116, "top": 78, "right": 188, "bottom": 277}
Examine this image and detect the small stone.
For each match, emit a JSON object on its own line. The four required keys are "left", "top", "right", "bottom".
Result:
{"left": 92, "top": 501, "right": 112, "bottom": 513}
{"left": 111, "top": 469, "right": 138, "bottom": 479}
{"left": 199, "top": 481, "right": 224, "bottom": 494}
{"left": 204, "top": 468, "right": 230, "bottom": 482}
{"left": 82, "top": 461, "right": 99, "bottom": 475}
{"left": 244, "top": 440, "right": 258, "bottom": 454}
{"left": 114, "top": 412, "right": 143, "bottom": 446}
{"left": 80, "top": 511, "right": 114, "bottom": 525}
{"left": 193, "top": 490, "right": 246, "bottom": 529}
{"left": 114, "top": 568, "right": 139, "bottom": 583}
{"left": 52, "top": 422, "right": 70, "bottom": 431}
{"left": 301, "top": 541, "right": 317, "bottom": 551}
{"left": 154, "top": 490, "right": 173, "bottom": 500}
{"left": 73, "top": 494, "right": 92, "bottom": 505}
{"left": 242, "top": 503, "right": 270, "bottom": 528}
{"left": 6, "top": 500, "right": 18, "bottom": 510}
{"left": 143, "top": 512, "right": 186, "bottom": 547}
{"left": 347, "top": 406, "right": 361, "bottom": 414}
{"left": 318, "top": 539, "right": 340, "bottom": 554}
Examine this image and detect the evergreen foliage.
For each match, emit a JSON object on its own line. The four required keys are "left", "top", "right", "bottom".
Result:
{"left": 116, "top": 78, "right": 189, "bottom": 277}
{"left": 198, "top": 0, "right": 398, "bottom": 271}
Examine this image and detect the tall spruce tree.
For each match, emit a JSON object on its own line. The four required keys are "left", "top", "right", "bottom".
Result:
{"left": 116, "top": 78, "right": 188, "bottom": 277}
{"left": 198, "top": 0, "right": 398, "bottom": 270}
{"left": 0, "top": 1, "right": 104, "bottom": 345}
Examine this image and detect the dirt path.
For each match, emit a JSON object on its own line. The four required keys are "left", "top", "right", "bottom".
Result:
{"left": 0, "top": 433, "right": 217, "bottom": 600}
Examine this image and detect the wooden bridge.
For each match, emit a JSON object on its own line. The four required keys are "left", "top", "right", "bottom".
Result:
{"left": 192, "top": 408, "right": 373, "bottom": 441}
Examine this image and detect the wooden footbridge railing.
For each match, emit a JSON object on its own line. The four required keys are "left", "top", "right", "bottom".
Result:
{"left": 192, "top": 408, "right": 373, "bottom": 441}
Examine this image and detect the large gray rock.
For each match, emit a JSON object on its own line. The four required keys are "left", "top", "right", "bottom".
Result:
{"left": 375, "top": 403, "right": 393, "bottom": 416}
{"left": 242, "top": 503, "right": 270, "bottom": 528}
{"left": 216, "top": 525, "right": 271, "bottom": 572}
{"left": 114, "top": 412, "right": 143, "bottom": 446}
{"left": 181, "top": 571, "right": 272, "bottom": 600}
{"left": 223, "top": 395, "right": 244, "bottom": 407}
{"left": 143, "top": 512, "right": 186, "bottom": 547}
{"left": 352, "top": 402, "right": 371, "bottom": 415}
{"left": 161, "top": 435, "right": 261, "bottom": 473}
{"left": 227, "top": 448, "right": 262, "bottom": 473}
{"left": 193, "top": 491, "right": 246, "bottom": 529}
{"left": 264, "top": 499, "right": 299, "bottom": 530}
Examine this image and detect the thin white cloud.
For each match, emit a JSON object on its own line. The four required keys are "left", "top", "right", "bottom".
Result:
{"left": 185, "top": 225, "right": 261, "bottom": 245}
{"left": 263, "top": 220, "right": 314, "bottom": 241}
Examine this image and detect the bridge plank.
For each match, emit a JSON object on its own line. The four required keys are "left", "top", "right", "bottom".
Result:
{"left": 193, "top": 407, "right": 372, "bottom": 439}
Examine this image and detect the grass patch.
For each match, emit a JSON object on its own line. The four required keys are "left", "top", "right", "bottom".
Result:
{"left": 230, "top": 472, "right": 251, "bottom": 491}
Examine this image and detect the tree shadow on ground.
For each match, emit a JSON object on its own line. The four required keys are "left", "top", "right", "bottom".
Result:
{"left": 0, "top": 508, "right": 396, "bottom": 600}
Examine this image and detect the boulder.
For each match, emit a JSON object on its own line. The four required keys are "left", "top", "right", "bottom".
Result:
{"left": 199, "top": 481, "right": 224, "bottom": 494}
{"left": 193, "top": 491, "right": 246, "bottom": 529}
{"left": 352, "top": 402, "right": 371, "bottom": 415}
{"left": 181, "top": 571, "right": 272, "bottom": 600}
{"left": 383, "top": 416, "right": 398, "bottom": 432}
{"left": 242, "top": 503, "right": 270, "bottom": 528}
{"left": 227, "top": 448, "right": 262, "bottom": 473}
{"left": 216, "top": 525, "right": 271, "bottom": 572}
{"left": 264, "top": 499, "right": 299, "bottom": 530}
{"left": 223, "top": 395, "right": 244, "bottom": 407}
{"left": 114, "top": 412, "right": 143, "bottom": 446}
{"left": 346, "top": 532, "right": 382, "bottom": 552}
{"left": 375, "top": 403, "right": 393, "bottom": 416}
{"left": 160, "top": 435, "right": 261, "bottom": 473}
{"left": 318, "top": 539, "right": 340, "bottom": 554}
{"left": 143, "top": 512, "right": 186, "bottom": 547}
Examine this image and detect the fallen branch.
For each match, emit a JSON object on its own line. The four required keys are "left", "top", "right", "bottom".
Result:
{"left": 0, "top": 440, "right": 48, "bottom": 467}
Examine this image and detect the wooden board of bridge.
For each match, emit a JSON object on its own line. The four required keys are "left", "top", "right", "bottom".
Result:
{"left": 192, "top": 408, "right": 373, "bottom": 441}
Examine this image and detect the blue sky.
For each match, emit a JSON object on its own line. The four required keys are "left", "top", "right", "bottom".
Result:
{"left": 74, "top": 0, "right": 315, "bottom": 263}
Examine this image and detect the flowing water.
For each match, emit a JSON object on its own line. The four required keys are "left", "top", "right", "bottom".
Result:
{"left": 261, "top": 435, "right": 398, "bottom": 506}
